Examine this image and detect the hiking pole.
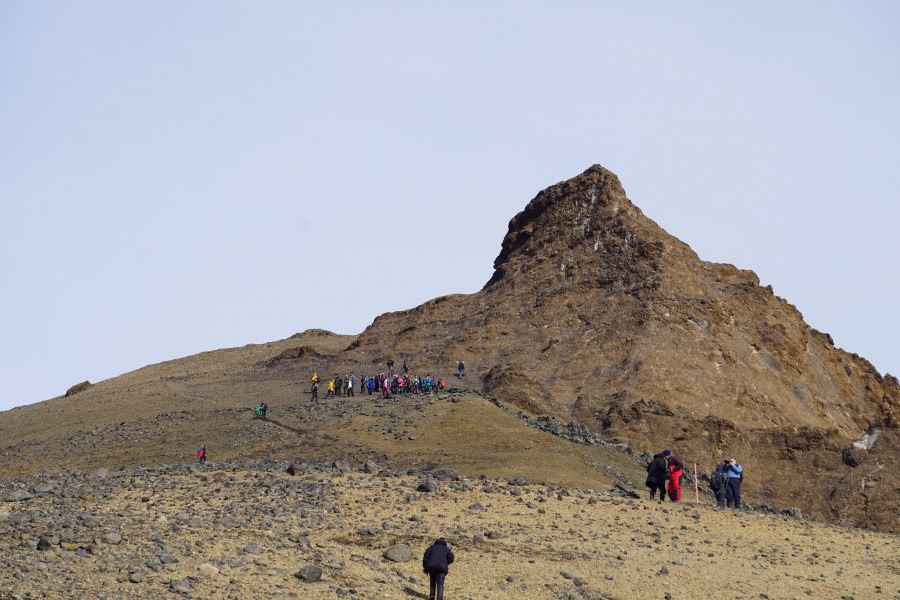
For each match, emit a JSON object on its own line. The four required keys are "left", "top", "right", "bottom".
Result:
{"left": 694, "top": 462, "right": 700, "bottom": 503}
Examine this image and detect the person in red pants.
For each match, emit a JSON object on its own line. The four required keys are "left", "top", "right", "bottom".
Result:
{"left": 663, "top": 450, "right": 684, "bottom": 501}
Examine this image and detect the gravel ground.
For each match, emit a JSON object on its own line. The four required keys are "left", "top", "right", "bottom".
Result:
{"left": 1, "top": 461, "right": 897, "bottom": 599}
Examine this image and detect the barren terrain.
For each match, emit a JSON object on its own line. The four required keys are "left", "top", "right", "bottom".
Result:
{"left": 1, "top": 165, "right": 898, "bottom": 598}
{"left": 2, "top": 459, "right": 898, "bottom": 600}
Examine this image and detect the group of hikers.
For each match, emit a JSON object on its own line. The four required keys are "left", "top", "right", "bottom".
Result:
{"left": 307, "top": 360, "right": 458, "bottom": 403}
{"left": 646, "top": 450, "right": 743, "bottom": 508}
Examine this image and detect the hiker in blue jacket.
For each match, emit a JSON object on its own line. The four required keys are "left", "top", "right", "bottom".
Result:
{"left": 725, "top": 457, "right": 743, "bottom": 508}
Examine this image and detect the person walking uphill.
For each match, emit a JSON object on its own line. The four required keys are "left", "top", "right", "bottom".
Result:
{"left": 423, "top": 536, "right": 454, "bottom": 600}
{"left": 646, "top": 453, "right": 669, "bottom": 502}
{"left": 725, "top": 457, "right": 743, "bottom": 508}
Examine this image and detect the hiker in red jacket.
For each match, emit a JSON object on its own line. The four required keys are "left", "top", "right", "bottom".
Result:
{"left": 663, "top": 450, "right": 684, "bottom": 501}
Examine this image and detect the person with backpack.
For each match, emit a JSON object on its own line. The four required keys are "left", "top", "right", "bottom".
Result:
{"left": 422, "top": 536, "right": 454, "bottom": 600}
{"left": 663, "top": 450, "right": 684, "bottom": 501}
{"left": 197, "top": 446, "right": 207, "bottom": 464}
{"left": 256, "top": 402, "right": 267, "bottom": 419}
{"left": 457, "top": 361, "right": 465, "bottom": 378}
{"left": 725, "top": 457, "right": 743, "bottom": 508}
{"left": 710, "top": 460, "right": 729, "bottom": 507}
{"left": 645, "top": 453, "right": 669, "bottom": 502}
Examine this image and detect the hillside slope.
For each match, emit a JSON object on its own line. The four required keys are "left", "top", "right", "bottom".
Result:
{"left": 2, "top": 165, "right": 896, "bottom": 534}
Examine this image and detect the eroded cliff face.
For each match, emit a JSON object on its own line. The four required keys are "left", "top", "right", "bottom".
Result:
{"left": 344, "top": 165, "right": 898, "bottom": 531}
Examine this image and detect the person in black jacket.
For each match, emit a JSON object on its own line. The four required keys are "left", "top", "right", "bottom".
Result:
{"left": 646, "top": 453, "right": 669, "bottom": 502}
{"left": 422, "top": 536, "right": 454, "bottom": 600}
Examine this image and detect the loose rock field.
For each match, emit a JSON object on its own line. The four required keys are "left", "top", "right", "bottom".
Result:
{"left": 1, "top": 462, "right": 897, "bottom": 599}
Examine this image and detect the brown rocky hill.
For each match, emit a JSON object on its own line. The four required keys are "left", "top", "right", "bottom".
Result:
{"left": 337, "top": 165, "right": 898, "bottom": 532}
{"left": 1, "top": 165, "right": 896, "bottom": 535}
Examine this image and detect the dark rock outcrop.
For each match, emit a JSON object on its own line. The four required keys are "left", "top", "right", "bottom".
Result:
{"left": 65, "top": 381, "right": 92, "bottom": 397}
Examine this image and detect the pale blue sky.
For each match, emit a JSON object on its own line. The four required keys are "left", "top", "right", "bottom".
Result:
{"left": 1, "top": 2, "right": 897, "bottom": 412}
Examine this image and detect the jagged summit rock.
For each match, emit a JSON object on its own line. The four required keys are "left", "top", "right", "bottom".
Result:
{"left": 487, "top": 164, "right": 669, "bottom": 291}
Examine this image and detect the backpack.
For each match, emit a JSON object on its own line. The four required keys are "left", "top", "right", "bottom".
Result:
{"left": 710, "top": 469, "right": 728, "bottom": 492}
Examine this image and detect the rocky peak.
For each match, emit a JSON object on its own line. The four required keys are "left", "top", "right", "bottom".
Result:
{"left": 486, "top": 164, "right": 686, "bottom": 296}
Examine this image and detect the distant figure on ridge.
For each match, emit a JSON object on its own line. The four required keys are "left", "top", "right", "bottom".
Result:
{"left": 423, "top": 535, "right": 455, "bottom": 600}
{"left": 197, "top": 445, "right": 207, "bottom": 464}
{"left": 645, "top": 452, "right": 669, "bottom": 502}
{"left": 725, "top": 457, "right": 743, "bottom": 509}
{"left": 457, "top": 361, "right": 465, "bottom": 379}
{"left": 663, "top": 450, "right": 684, "bottom": 501}
{"left": 325, "top": 377, "right": 335, "bottom": 399}
{"left": 256, "top": 402, "right": 267, "bottom": 419}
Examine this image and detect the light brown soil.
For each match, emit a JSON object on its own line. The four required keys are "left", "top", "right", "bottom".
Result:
{"left": 1, "top": 466, "right": 897, "bottom": 599}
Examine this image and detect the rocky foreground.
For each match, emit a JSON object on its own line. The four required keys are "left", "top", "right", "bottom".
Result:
{"left": 1, "top": 461, "right": 897, "bottom": 600}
